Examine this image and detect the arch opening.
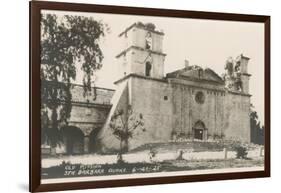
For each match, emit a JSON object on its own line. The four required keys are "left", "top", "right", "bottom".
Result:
{"left": 193, "top": 121, "right": 207, "bottom": 141}
{"left": 61, "top": 126, "right": 84, "bottom": 155}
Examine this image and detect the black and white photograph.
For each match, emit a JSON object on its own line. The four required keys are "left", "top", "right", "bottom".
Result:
{"left": 39, "top": 9, "right": 266, "bottom": 184}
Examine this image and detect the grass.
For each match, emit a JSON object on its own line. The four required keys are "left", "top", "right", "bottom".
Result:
{"left": 130, "top": 141, "right": 262, "bottom": 153}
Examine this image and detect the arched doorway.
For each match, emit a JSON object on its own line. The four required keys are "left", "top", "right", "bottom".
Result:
{"left": 193, "top": 121, "right": 207, "bottom": 140}
{"left": 61, "top": 126, "right": 84, "bottom": 155}
{"left": 89, "top": 128, "right": 101, "bottom": 153}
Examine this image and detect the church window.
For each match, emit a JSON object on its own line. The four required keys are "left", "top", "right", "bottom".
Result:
{"left": 198, "top": 69, "right": 203, "bottom": 78}
{"left": 145, "top": 61, "right": 152, "bottom": 77}
{"left": 195, "top": 91, "right": 205, "bottom": 104}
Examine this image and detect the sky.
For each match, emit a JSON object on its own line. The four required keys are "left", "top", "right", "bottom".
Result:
{"left": 42, "top": 10, "right": 265, "bottom": 125}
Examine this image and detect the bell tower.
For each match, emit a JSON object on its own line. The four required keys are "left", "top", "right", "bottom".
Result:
{"left": 116, "top": 22, "right": 166, "bottom": 79}
{"left": 235, "top": 54, "right": 251, "bottom": 94}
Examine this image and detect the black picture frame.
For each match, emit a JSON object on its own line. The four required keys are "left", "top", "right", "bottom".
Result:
{"left": 30, "top": 1, "right": 270, "bottom": 192}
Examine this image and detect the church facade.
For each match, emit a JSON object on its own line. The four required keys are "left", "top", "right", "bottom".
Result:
{"left": 43, "top": 22, "right": 252, "bottom": 155}
{"left": 98, "top": 22, "right": 252, "bottom": 152}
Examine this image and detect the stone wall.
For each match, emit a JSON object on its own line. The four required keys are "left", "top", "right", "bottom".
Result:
{"left": 68, "top": 105, "right": 110, "bottom": 134}
{"left": 223, "top": 91, "right": 251, "bottom": 142}
{"left": 98, "top": 81, "right": 130, "bottom": 152}
{"left": 68, "top": 84, "right": 114, "bottom": 135}
{"left": 171, "top": 83, "right": 225, "bottom": 140}
{"left": 97, "top": 75, "right": 251, "bottom": 152}
{"left": 71, "top": 84, "right": 114, "bottom": 105}
{"left": 129, "top": 76, "right": 174, "bottom": 148}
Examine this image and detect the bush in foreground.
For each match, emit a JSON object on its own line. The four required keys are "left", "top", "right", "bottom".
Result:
{"left": 234, "top": 145, "right": 248, "bottom": 159}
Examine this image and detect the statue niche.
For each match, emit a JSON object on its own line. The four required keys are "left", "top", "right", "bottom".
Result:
{"left": 145, "top": 32, "right": 152, "bottom": 50}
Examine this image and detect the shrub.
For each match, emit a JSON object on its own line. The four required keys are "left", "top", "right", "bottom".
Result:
{"left": 234, "top": 145, "right": 248, "bottom": 159}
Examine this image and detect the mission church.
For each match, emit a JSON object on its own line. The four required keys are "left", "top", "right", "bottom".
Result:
{"left": 45, "top": 22, "right": 252, "bottom": 154}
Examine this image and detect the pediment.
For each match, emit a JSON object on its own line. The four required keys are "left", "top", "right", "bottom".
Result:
{"left": 166, "top": 66, "right": 224, "bottom": 84}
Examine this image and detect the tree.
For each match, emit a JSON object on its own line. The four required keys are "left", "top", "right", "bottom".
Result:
{"left": 250, "top": 104, "right": 264, "bottom": 145}
{"left": 40, "top": 14, "right": 108, "bottom": 152}
{"left": 109, "top": 107, "right": 145, "bottom": 156}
